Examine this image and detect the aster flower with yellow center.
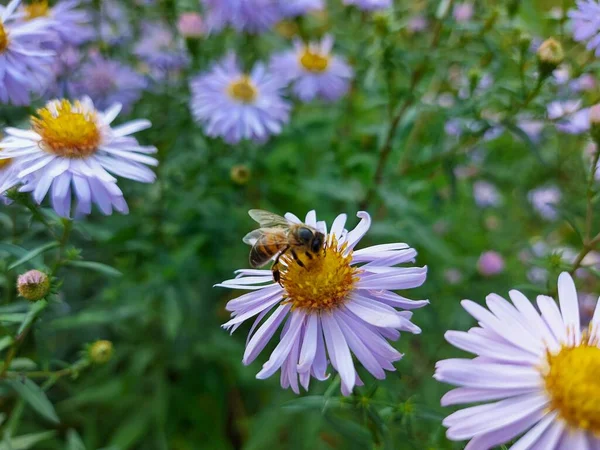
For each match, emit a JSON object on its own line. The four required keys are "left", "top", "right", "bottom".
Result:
{"left": 217, "top": 210, "right": 428, "bottom": 395}
{"left": 270, "top": 35, "right": 353, "bottom": 102}
{"left": 435, "top": 272, "right": 600, "bottom": 449}
{"left": 0, "top": 0, "right": 54, "bottom": 105}
{"left": 19, "top": 0, "right": 94, "bottom": 48}
{"left": 0, "top": 148, "right": 23, "bottom": 205}
{"left": 190, "top": 53, "right": 291, "bottom": 144}
{"left": 0, "top": 97, "right": 157, "bottom": 217}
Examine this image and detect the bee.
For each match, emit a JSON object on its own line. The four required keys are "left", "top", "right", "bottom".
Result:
{"left": 243, "top": 209, "right": 325, "bottom": 283}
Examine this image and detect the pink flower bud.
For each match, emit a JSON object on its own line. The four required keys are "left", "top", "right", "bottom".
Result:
{"left": 177, "top": 12, "right": 204, "bottom": 38}
{"left": 477, "top": 251, "right": 505, "bottom": 277}
{"left": 17, "top": 270, "right": 50, "bottom": 301}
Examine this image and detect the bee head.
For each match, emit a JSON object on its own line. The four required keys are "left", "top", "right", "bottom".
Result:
{"left": 311, "top": 232, "right": 324, "bottom": 253}
{"left": 297, "top": 227, "right": 314, "bottom": 244}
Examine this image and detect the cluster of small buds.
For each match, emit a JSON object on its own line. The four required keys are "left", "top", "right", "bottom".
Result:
{"left": 16, "top": 270, "right": 51, "bottom": 302}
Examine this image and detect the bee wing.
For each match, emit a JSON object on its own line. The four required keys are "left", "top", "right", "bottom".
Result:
{"left": 242, "top": 229, "right": 262, "bottom": 246}
{"left": 246, "top": 228, "right": 290, "bottom": 268}
{"left": 248, "top": 209, "right": 290, "bottom": 229}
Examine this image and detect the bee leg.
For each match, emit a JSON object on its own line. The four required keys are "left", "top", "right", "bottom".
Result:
{"left": 272, "top": 266, "right": 281, "bottom": 284}
{"left": 304, "top": 251, "right": 313, "bottom": 260}
{"left": 290, "top": 249, "right": 305, "bottom": 268}
{"left": 272, "top": 247, "right": 288, "bottom": 285}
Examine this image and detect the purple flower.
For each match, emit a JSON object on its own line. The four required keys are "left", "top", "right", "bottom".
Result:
{"left": 216, "top": 210, "right": 428, "bottom": 395}
{"left": 407, "top": 14, "right": 428, "bottom": 33}
{"left": 280, "top": 0, "right": 323, "bottom": 17}
{"left": 547, "top": 100, "right": 590, "bottom": 134}
{"left": 74, "top": 54, "right": 147, "bottom": 112}
{"left": 571, "top": 73, "right": 596, "bottom": 92}
{"left": 96, "top": 0, "right": 133, "bottom": 46}
{"left": 177, "top": 12, "right": 204, "bottom": 38}
{"left": 203, "top": 0, "right": 281, "bottom": 34}
{"left": 568, "top": 0, "right": 600, "bottom": 56}
{"left": 435, "top": 272, "right": 600, "bottom": 450}
{"left": 529, "top": 185, "right": 561, "bottom": 220}
{"left": 518, "top": 116, "right": 545, "bottom": 142}
{"left": 0, "top": 0, "right": 55, "bottom": 105}
{"left": 0, "top": 98, "right": 157, "bottom": 218}
{"left": 477, "top": 251, "right": 505, "bottom": 276}
{"left": 190, "top": 54, "right": 291, "bottom": 144}
{"left": 45, "top": 45, "right": 82, "bottom": 98}
{"left": 20, "top": 0, "right": 94, "bottom": 48}
{"left": 473, "top": 180, "right": 502, "bottom": 208}
{"left": 453, "top": 3, "right": 474, "bottom": 22}
{"left": 134, "top": 22, "right": 190, "bottom": 74}
{"left": 270, "top": 36, "right": 353, "bottom": 102}
{"left": 342, "top": 0, "right": 391, "bottom": 11}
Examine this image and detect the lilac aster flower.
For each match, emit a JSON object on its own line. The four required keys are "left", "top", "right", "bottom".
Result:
{"left": 216, "top": 210, "right": 428, "bottom": 395}
{"left": 203, "top": 0, "right": 281, "bottom": 34}
{"left": 568, "top": 0, "right": 600, "bottom": 56}
{"left": 45, "top": 45, "right": 82, "bottom": 98}
{"left": 453, "top": 2, "right": 474, "bottom": 22}
{"left": 529, "top": 185, "right": 561, "bottom": 220}
{"left": 134, "top": 22, "right": 190, "bottom": 75}
{"left": 177, "top": 12, "right": 204, "bottom": 38}
{"left": 0, "top": 154, "right": 23, "bottom": 204}
{"left": 190, "top": 54, "right": 291, "bottom": 144}
{"left": 270, "top": 36, "right": 353, "bottom": 102}
{"left": 342, "top": 0, "right": 391, "bottom": 11}
{"left": 280, "top": 0, "right": 323, "bottom": 17}
{"left": 20, "top": 0, "right": 94, "bottom": 48}
{"left": 74, "top": 54, "right": 147, "bottom": 113}
{"left": 435, "top": 272, "right": 600, "bottom": 450}
{"left": 547, "top": 100, "right": 590, "bottom": 134}
{"left": 96, "top": 0, "right": 133, "bottom": 46}
{"left": 473, "top": 180, "right": 502, "bottom": 208}
{"left": 0, "top": 97, "right": 157, "bottom": 218}
{"left": 0, "top": 0, "right": 54, "bottom": 105}
{"left": 407, "top": 14, "right": 428, "bottom": 33}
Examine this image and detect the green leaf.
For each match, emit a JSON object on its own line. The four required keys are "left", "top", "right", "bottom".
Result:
{"left": 0, "top": 314, "right": 27, "bottom": 324}
{"left": 0, "top": 431, "right": 56, "bottom": 450}
{"left": 66, "top": 430, "right": 86, "bottom": 450}
{"left": 108, "top": 410, "right": 151, "bottom": 449}
{"left": 65, "top": 260, "right": 122, "bottom": 277}
{"left": 282, "top": 396, "right": 344, "bottom": 412}
{"left": 5, "top": 378, "right": 59, "bottom": 424}
{"left": 18, "top": 300, "right": 48, "bottom": 336}
{"left": 8, "top": 242, "right": 59, "bottom": 271}
{"left": 0, "top": 337, "right": 13, "bottom": 353}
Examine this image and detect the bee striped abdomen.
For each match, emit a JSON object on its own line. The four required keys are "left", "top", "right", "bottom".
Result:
{"left": 249, "top": 232, "right": 287, "bottom": 268}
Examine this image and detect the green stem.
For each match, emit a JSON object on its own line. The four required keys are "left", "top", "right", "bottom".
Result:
{"left": 51, "top": 219, "right": 73, "bottom": 276}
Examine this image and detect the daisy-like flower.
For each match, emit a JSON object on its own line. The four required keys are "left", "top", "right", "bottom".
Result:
{"left": 568, "top": 0, "right": 600, "bottom": 56}
{"left": 342, "top": 0, "right": 391, "bottom": 11}
{"left": 0, "top": 0, "right": 54, "bottom": 105}
{"left": 0, "top": 153, "right": 22, "bottom": 205}
{"left": 134, "top": 22, "right": 190, "bottom": 76}
{"left": 529, "top": 185, "right": 561, "bottom": 221}
{"left": 216, "top": 210, "right": 428, "bottom": 395}
{"left": 280, "top": 0, "right": 323, "bottom": 17}
{"left": 203, "top": 0, "right": 281, "bottom": 34}
{"left": 20, "top": 0, "right": 94, "bottom": 48}
{"left": 547, "top": 100, "right": 590, "bottom": 134}
{"left": 74, "top": 54, "right": 147, "bottom": 113}
{"left": 0, "top": 97, "right": 157, "bottom": 217}
{"left": 96, "top": 0, "right": 133, "bottom": 46}
{"left": 190, "top": 54, "right": 291, "bottom": 144}
{"left": 435, "top": 272, "right": 600, "bottom": 450}
{"left": 270, "top": 35, "right": 353, "bottom": 102}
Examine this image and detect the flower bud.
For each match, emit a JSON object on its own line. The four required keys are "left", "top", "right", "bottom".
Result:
{"left": 589, "top": 104, "right": 600, "bottom": 144}
{"left": 88, "top": 340, "right": 113, "bottom": 364}
{"left": 275, "top": 21, "right": 299, "bottom": 39}
{"left": 177, "top": 12, "right": 204, "bottom": 38}
{"left": 477, "top": 251, "right": 505, "bottom": 277}
{"left": 230, "top": 165, "right": 251, "bottom": 185}
{"left": 17, "top": 270, "right": 50, "bottom": 301}
{"left": 537, "top": 38, "right": 564, "bottom": 78}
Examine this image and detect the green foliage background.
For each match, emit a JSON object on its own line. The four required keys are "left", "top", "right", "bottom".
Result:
{"left": 0, "top": 0, "right": 597, "bottom": 449}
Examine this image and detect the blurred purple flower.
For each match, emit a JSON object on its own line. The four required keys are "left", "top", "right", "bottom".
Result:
{"left": 547, "top": 100, "right": 590, "bottom": 134}
{"left": 518, "top": 116, "right": 545, "bottom": 142}
{"left": 74, "top": 54, "right": 147, "bottom": 112}
{"left": 444, "top": 268, "right": 463, "bottom": 285}
{"left": 0, "top": 0, "right": 55, "bottom": 105}
{"left": 477, "top": 251, "right": 505, "bottom": 277}
{"left": 203, "top": 0, "right": 281, "bottom": 34}
{"left": 407, "top": 15, "right": 428, "bottom": 33}
{"left": 177, "top": 12, "right": 204, "bottom": 38}
{"left": 190, "top": 53, "right": 291, "bottom": 144}
{"left": 571, "top": 73, "right": 596, "bottom": 92}
{"left": 552, "top": 65, "right": 570, "bottom": 85}
{"left": 453, "top": 3, "right": 474, "bottom": 22}
{"left": 568, "top": 0, "right": 600, "bottom": 56}
{"left": 97, "top": 0, "right": 133, "bottom": 46}
{"left": 343, "top": 0, "right": 391, "bottom": 11}
{"left": 270, "top": 35, "right": 353, "bottom": 102}
{"left": 529, "top": 185, "right": 561, "bottom": 220}
{"left": 20, "top": 0, "right": 94, "bottom": 48}
{"left": 280, "top": 0, "right": 323, "bottom": 17}
{"left": 134, "top": 22, "right": 190, "bottom": 79}
{"left": 473, "top": 181, "right": 502, "bottom": 208}
{"left": 45, "top": 45, "right": 82, "bottom": 98}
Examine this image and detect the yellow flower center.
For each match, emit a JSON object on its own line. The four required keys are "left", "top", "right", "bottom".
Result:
{"left": 280, "top": 238, "right": 360, "bottom": 311}
{"left": 32, "top": 100, "right": 102, "bottom": 158}
{"left": 227, "top": 76, "right": 258, "bottom": 103}
{"left": 25, "top": 1, "right": 50, "bottom": 19}
{"left": 299, "top": 49, "right": 330, "bottom": 73}
{"left": 0, "top": 23, "right": 8, "bottom": 53}
{"left": 543, "top": 342, "right": 600, "bottom": 433}
{"left": 0, "top": 159, "right": 10, "bottom": 170}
